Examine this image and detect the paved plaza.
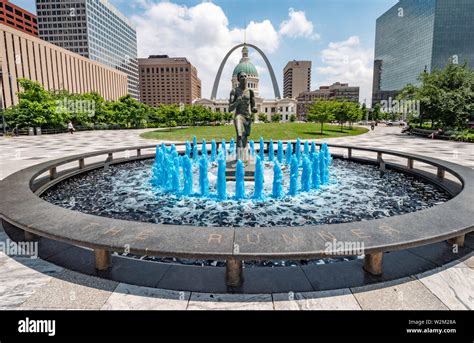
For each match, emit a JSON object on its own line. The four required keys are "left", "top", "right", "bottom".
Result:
{"left": 0, "top": 127, "right": 473, "bottom": 310}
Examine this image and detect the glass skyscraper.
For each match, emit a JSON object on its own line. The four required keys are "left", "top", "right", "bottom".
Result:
{"left": 372, "top": 0, "right": 474, "bottom": 106}
{"left": 36, "top": 0, "right": 139, "bottom": 99}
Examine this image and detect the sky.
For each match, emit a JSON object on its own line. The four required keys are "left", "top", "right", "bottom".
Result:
{"left": 12, "top": 0, "right": 399, "bottom": 104}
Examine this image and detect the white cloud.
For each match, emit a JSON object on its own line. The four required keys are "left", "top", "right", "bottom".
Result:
{"left": 316, "top": 36, "right": 374, "bottom": 105}
{"left": 132, "top": 1, "right": 279, "bottom": 99}
{"left": 279, "top": 8, "right": 320, "bottom": 40}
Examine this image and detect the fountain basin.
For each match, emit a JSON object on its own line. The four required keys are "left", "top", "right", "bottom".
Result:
{"left": 0, "top": 143, "right": 472, "bottom": 291}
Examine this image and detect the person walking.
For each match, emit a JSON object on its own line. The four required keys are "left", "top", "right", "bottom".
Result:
{"left": 67, "top": 121, "right": 75, "bottom": 134}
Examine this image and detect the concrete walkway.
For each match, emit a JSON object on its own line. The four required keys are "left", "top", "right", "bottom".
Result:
{"left": 0, "top": 126, "right": 473, "bottom": 310}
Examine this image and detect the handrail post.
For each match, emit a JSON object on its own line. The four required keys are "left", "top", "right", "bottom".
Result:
{"left": 407, "top": 158, "right": 414, "bottom": 169}
{"left": 437, "top": 167, "right": 445, "bottom": 179}
{"left": 49, "top": 167, "right": 57, "bottom": 180}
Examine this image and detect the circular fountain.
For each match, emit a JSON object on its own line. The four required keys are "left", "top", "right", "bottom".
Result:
{"left": 0, "top": 140, "right": 473, "bottom": 292}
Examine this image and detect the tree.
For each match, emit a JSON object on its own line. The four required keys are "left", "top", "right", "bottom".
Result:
{"left": 289, "top": 114, "right": 296, "bottom": 122}
{"left": 12, "top": 79, "right": 60, "bottom": 128}
{"left": 398, "top": 62, "right": 474, "bottom": 129}
{"left": 111, "top": 95, "right": 148, "bottom": 128}
{"left": 271, "top": 113, "right": 281, "bottom": 123}
{"left": 371, "top": 104, "right": 383, "bottom": 122}
{"left": 307, "top": 100, "right": 335, "bottom": 134}
{"left": 258, "top": 113, "right": 268, "bottom": 123}
{"left": 332, "top": 102, "right": 347, "bottom": 131}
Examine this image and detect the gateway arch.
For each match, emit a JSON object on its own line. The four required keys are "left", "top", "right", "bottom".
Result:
{"left": 211, "top": 43, "right": 281, "bottom": 100}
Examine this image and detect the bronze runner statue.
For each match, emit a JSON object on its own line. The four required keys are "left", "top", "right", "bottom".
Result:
{"left": 229, "top": 71, "right": 258, "bottom": 161}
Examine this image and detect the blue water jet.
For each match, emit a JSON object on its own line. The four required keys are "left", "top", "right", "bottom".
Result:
{"left": 217, "top": 154, "right": 227, "bottom": 200}
{"left": 277, "top": 140, "right": 283, "bottom": 163}
{"left": 201, "top": 139, "right": 207, "bottom": 158}
{"left": 259, "top": 137, "right": 265, "bottom": 161}
{"left": 185, "top": 141, "right": 191, "bottom": 157}
{"left": 268, "top": 139, "right": 274, "bottom": 161}
{"left": 289, "top": 155, "right": 299, "bottom": 196}
{"left": 171, "top": 151, "right": 180, "bottom": 192}
{"left": 301, "top": 155, "right": 311, "bottom": 192}
{"left": 304, "top": 141, "right": 309, "bottom": 155}
{"left": 285, "top": 141, "right": 292, "bottom": 164}
{"left": 210, "top": 139, "right": 217, "bottom": 162}
{"left": 249, "top": 140, "right": 255, "bottom": 156}
{"left": 221, "top": 139, "right": 227, "bottom": 157}
{"left": 192, "top": 143, "right": 198, "bottom": 162}
{"left": 253, "top": 155, "right": 264, "bottom": 200}
{"left": 295, "top": 138, "right": 301, "bottom": 162}
{"left": 272, "top": 162, "right": 283, "bottom": 199}
{"left": 311, "top": 152, "right": 321, "bottom": 189}
{"left": 199, "top": 156, "right": 209, "bottom": 196}
{"left": 182, "top": 155, "right": 193, "bottom": 195}
{"left": 311, "top": 141, "right": 316, "bottom": 155}
{"left": 230, "top": 138, "right": 235, "bottom": 156}
{"left": 235, "top": 160, "right": 245, "bottom": 200}
{"left": 319, "top": 152, "right": 327, "bottom": 185}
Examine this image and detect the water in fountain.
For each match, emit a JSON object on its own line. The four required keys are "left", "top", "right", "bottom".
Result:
{"left": 185, "top": 141, "right": 191, "bottom": 157}
{"left": 199, "top": 155, "right": 209, "bottom": 196}
{"left": 289, "top": 155, "right": 299, "bottom": 196}
{"left": 285, "top": 142, "right": 292, "bottom": 164}
{"left": 150, "top": 139, "right": 332, "bottom": 202}
{"left": 301, "top": 155, "right": 311, "bottom": 192}
{"left": 250, "top": 140, "right": 255, "bottom": 156}
{"left": 259, "top": 137, "right": 264, "bottom": 161}
{"left": 211, "top": 139, "right": 217, "bottom": 162}
{"left": 230, "top": 138, "right": 235, "bottom": 156}
{"left": 183, "top": 155, "right": 193, "bottom": 195}
{"left": 235, "top": 160, "right": 245, "bottom": 200}
{"left": 268, "top": 139, "right": 274, "bottom": 162}
{"left": 192, "top": 142, "right": 198, "bottom": 162}
{"left": 254, "top": 155, "right": 264, "bottom": 200}
{"left": 217, "top": 153, "right": 227, "bottom": 200}
{"left": 171, "top": 151, "right": 180, "bottom": 192}
{"left": 201, "top": 139, "right": 207, "bottom": 158}
{"left": 221, "top": 139, "right": 227, "bottom": 157}
{"left": 277, "top": 140, "right": 283, "bottom": 163}
{"left": 311, "top": 152, "right": 321, "bottom": 189}
{"left": 295, "top": 138, "right": 301, "bottom": 163}
{"left": 272, "top": 161, "right": 283, "bottom": 198}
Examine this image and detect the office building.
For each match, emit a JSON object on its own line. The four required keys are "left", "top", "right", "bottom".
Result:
{"left": 36, "top": 0, "right": 139, "bottom": 99}
{"left": 297, "top": 82, "right": 360, "bottom": 118}
{"left": 0, "top": 24, "right": 128, "bottom": 108}
{"left": 0, "top": 0, "right": 38, "bottom": 36}
{"left": 283, "top": 60, "right": 311, "bottom": 99}
{"left": 372, "top": 0, "right": 474, "bottom": 106}
{"left": 139, "top": 55, "right": 201, "bottom": 106}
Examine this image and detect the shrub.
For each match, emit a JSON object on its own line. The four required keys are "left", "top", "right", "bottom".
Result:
{"left": 271, "top": 113, "right": 281, "bottom": 123}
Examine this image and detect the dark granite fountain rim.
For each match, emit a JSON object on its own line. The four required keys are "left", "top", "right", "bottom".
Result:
{"left": 0, "top": 143, "right": 473, "bottom": 261}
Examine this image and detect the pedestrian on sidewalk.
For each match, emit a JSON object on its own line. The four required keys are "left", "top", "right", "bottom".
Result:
{"left": 67, "top": 121, "right": 75, "bottom": 134}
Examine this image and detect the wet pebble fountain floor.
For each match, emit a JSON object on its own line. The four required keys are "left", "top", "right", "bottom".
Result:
{"left": 42, "top": 159, "right": 451, "bottom": 267}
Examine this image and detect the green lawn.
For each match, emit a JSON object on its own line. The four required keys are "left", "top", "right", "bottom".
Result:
{"left": 141, "top": 123, "right": 368, "bottom": 141}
